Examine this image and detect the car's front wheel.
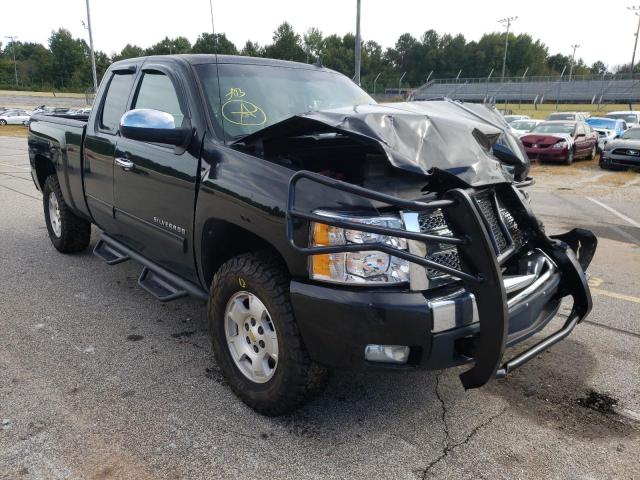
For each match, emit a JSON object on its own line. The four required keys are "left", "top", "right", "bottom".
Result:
{"left": 0, "top": 119, "right": 7, "bottom": 126}
{"left": 587, "top": 144, "right": 597, "bottom": 160}
{"left": 208, "top": 252, "right": 328, "bottom": 416}
{"left": 564, "top": 148, "right": 574, "bottom": 165}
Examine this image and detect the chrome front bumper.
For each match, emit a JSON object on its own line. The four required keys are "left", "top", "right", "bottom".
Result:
{"left": 429, "top": 250, "right": 557, "bottom": 333}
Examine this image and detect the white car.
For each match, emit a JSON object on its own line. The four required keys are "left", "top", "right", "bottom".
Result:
{"left": 503, "top": 114, "right": 530, "bottom": 124}
{"left": 605, "top": 111, "right": 640, "bottom": 128}
{"left": 510, "top": 119, "right": 543, "bottom": 136}
{"left": 0, "top": 109, "right": 31, "bottom": 126}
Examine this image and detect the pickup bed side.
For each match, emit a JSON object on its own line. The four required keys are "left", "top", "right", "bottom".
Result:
{"left": 28, "top": 115, "right": 92, "bottom": 221}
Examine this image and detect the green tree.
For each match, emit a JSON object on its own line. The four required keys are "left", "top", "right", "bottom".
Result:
{"left": 192, "top": 33, "right": 238, "bottom": 54}
{"left": 240, "top": 41, "right": 263, "bottom": 57}
{"left": 264, "top": 22, "right": 306, "bottom": 62}
{"left": 590, "top": 60, "right": 607, "bottom": 75}
{"left": 303, "top": 27, "right": 323, "bottom": 62}
{"left": 49, "top": 29, "right": 85, "bottom": 89}
{"left": 112, "top": 44, "right": 145, "bottom": 61}
{"left": 146, "top": 36, "right": 191, "bottom": 55}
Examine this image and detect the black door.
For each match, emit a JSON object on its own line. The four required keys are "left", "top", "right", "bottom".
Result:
{"left": 83, "top": 69, "right": 137, "bottom": 233}
{"left": 113, "top": 67, "right": 200, "bottom": 281}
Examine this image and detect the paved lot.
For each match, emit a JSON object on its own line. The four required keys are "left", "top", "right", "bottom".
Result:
{"left": 1, "top": 135, "right": 639, "bottom": 479}
{"left": 0, "top": 91, "right": 89, "bottom": 111}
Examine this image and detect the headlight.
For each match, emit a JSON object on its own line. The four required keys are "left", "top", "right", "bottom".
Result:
{"left": 552, "top": 140, "right": 568, "bottom": 149}
{"left": 309, "top": 211, "right": 410, "bottom": 285}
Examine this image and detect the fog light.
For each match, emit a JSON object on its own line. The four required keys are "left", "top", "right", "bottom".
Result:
{"left": 364, "top": 344, "right": 410, "bottom": 364}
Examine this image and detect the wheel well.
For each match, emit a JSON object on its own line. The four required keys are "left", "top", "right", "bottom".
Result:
{"left": 200, "top": 220, "right": 288, "bottom": 288}
{"left": 34, "top": 154, "right": 56, "bottom": 190}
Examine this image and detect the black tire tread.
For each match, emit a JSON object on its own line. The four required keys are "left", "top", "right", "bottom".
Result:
{"left": 208, "top": 251, "right": 328, "bottom": 416}
{"left": 43, "top": 175, "right": 91, "bottom": 253}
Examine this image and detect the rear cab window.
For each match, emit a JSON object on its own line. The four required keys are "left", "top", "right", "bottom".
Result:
{"left": 100, "top": 72, "right": 136, "bottom": 132}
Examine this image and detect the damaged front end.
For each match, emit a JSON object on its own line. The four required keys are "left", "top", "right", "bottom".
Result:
{"left": 235, "top": 99, "right": 596, "bottom": 389}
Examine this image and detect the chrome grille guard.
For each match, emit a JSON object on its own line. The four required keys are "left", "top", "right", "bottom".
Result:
{"left": 286, "top": 170, "right": 597, "bottom": 389}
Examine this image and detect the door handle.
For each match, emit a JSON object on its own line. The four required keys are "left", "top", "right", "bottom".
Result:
{"left": 115, "top": 157, "right": 134, "bottom": 171}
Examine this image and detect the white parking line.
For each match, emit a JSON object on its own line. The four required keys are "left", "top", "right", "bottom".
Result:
{"left": 0, "top": 161, "right": 29, "bottom": 171}
{"left": 576, "top": 173, "right": 606, "bottom": 185}
{"left": 586, "top": 197, "right": 640, "bottom": 229}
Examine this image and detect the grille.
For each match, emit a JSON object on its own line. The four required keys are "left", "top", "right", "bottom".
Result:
{"left": 417, "top": 192, "right": 526, "bottom": 279}
{"left": 612, "top": 148, "right": 640, "bottom": 156}
{"left": 475, "top": 194, "right": 508, "bottom": 252}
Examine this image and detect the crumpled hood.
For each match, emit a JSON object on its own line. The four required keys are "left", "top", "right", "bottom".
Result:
{"left": 236, "top": 100, "right": 528, "bottom": 187}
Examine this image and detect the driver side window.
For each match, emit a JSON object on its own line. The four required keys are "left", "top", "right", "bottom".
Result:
{"left": 133, "top": 71, "right": 185, "bottom": 127}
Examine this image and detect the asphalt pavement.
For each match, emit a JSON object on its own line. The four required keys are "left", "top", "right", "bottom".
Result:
{"left": 1, "top": 135, "right": 638, "bottom": 479}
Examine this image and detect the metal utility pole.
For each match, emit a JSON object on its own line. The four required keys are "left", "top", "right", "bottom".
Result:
{"left": 398, "top": 71, "right": 406, "bottom": 97}
{"left": 568, "top": 44, "right": 580, "bottom": 81}
{"left": 209, "top": 0, "right": 216, "bottom": 52}
{"left": 498, "top": 16, "right": 518, "bottom": 82}
{"left": 629, "top": 6, "right": 640, "bottom": 80}
{"left": 4, "top": 35, "right": 18, "bottom": 86}
{"left": 556, "top": 66, "right": 567, "bottom": 111}
{"left": 84, "top": 0, "right": 98, "bottom": 93}
{"left": 372, "top": 72, "right": 381, "bottom": 95}
{"left": 354, "top": 0, "right": 362, "bottom": 85}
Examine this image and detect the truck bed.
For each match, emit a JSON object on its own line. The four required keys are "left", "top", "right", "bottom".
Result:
{"left": 28, "top": 114, "right": 91, "bottom": 220}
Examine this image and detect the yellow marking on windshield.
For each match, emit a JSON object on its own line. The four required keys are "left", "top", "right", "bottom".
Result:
{"left": 221, "top": 87, "right": 267, "bottom": 126}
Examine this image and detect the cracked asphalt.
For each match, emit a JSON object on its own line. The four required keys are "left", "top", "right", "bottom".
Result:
{"left": 1, "top": 135, "right": 639, "bottom": 479}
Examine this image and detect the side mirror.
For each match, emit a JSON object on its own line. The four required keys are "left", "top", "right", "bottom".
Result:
{"left": 120, "top": 109, "right": 191, "bottom": 146}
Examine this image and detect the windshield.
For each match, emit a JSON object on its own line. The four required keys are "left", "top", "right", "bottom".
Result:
{"left": 196, "top": 63, "right": 375, "bottom": 140}
{"left": 606, "top": 113, "right": 637, "bottom": 124}
{"left": 511, "top": 120, "right": 537, "bottom": 130}
{"left": 531, "top": 122, "right": 575, "bottom": 135}
{"left": 622, "top": 128, "right": 640, "bottom": 140}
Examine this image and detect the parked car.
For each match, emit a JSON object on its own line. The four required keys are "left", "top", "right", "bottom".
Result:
{"left": 0, "top": 109, "right": 31, "bottom": 125}
{"left": 503, "top": 114, "right": 530, "bottom": 124}
{"left": 600, "top": 127, "right": 640, "bottom": 170}
{"left": 510, "top": 119, "right": 542, "bottom": 136}
{"left": 28, "top": 54, "right": 596, "bottom": 415}
{"left": 605, "top": 111, "right": 640, "bottom": 128}
{"left": 520, "top": 121, "right": 598, "bottom": 164}
{"left": 586, "top": 117, "right": 627, "bottom": 152}
{"left": 545, "top": 112, "right": 589, "bottom": 122}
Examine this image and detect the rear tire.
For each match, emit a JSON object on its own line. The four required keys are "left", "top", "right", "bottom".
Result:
{"left": 208, "top": 251, "right": 328, "bottom": 416}
{"left": 43, "top": 175, "right": 91, "bottom": 253}
{"left": 0, "top": 119, "right": 7, "bottom": 126}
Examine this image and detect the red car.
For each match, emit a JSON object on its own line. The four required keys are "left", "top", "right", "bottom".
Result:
{"left": 520, "top": 121, "right": 598, "bottom": 164}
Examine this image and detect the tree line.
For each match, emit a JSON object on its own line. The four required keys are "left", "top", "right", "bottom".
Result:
{"left": 0, "top": 22, "right": 631, "bottom": 94}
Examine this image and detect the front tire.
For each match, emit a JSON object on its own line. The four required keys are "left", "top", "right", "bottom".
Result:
{"left": 208, "top": 252, "right": 328, "bottom": 416}
{"left": 564, "top": 148, "right": 574, "bottom": 165}
{"left": 0, "top": 119, "right": 7, "bottom": 126}
{"left": 43, "top": 175, "right": 91, "bottom": 253}
{"left": 587, "top": 144, "right": 596, "bottom": 160}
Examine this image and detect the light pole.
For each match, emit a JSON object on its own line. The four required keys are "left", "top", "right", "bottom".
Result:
{"left": 372, "top": 72, "right": 381, "bottom": 95}
{"left": 398, "top": 72, "right": 406, "bottom": 98}
{"left": 83, "top": 0, "right": 98, "bottom": 93}
{"left": 498, "top": 16, "right": 518, "bottom": 82}
{"left": 568, "top": 44, "right": 580, "bottom": 81}
{"left": 4, "top": 35, "right": 18, "bottom": 87}
{"left": 629, "top": 6, "right": 640, "bottom": 79}
{"left": 354, "top": 0, "right": 362, "bottom": 85}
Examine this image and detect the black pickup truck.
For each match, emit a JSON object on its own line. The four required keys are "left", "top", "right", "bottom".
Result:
{"left": 28, "top": 54, "right": 596, "bottom": 416}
